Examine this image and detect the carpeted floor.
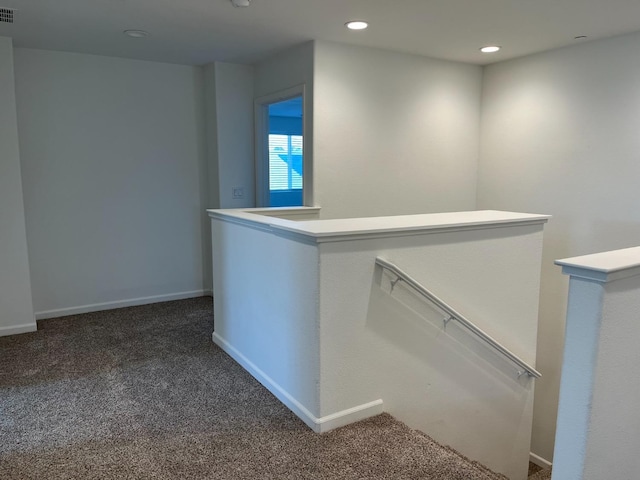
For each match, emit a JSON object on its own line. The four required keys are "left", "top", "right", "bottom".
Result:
{"left": 527, "top": 463, "right": 552, "bottom": 480}
{"left": 527, "top": 469, "right": 551, "bottom": 480}
{"left": 1, "top": 297, "right": 526, "bottom": 479}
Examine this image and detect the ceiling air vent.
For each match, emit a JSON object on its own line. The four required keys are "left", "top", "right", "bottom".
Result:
{"left": 0, "top": 8, "right": 15, "bottom": 23}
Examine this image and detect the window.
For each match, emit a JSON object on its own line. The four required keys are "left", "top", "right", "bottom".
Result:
{"left": 269, "top": 133, "right": 302, "bottom": 185}
{"left": 267, "top": 133, "right": 303, "bottom": 207}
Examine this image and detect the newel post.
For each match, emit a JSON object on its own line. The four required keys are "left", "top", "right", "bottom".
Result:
{"left": 553, "top": 247, "right": 640, "bottom": 480}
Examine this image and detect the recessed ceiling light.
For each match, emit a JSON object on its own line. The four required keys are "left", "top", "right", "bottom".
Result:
{"left": 346, "top": 21, "right": 368, "bottom": 30}
{"left": 480, "top": 45, "right": 501, "bottom": 53}
{"left": 231, "top": 0, "right": 251, "bottom": 7}
{"left": 124, "top": 30, "right": 149, "bottom": 38}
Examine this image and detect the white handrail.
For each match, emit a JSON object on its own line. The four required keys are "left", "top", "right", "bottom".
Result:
{"left": 375, "top": 257, "right": 541, "bottom": 379}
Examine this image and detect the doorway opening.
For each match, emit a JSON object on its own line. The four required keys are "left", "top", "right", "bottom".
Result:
{"left": 255, "top": 86, "right": 308, "bottom": 207}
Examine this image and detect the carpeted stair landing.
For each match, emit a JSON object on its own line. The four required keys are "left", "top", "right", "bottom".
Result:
{"left": 1, "top": 297, "right": 542, "bottom": 479}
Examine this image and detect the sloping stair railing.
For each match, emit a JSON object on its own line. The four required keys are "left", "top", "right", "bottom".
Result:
{"left": 375, "top": 257, "right": 542, "bottom": 379}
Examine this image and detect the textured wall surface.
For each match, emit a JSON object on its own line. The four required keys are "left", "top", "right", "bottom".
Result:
{"left": 554, "top": 255, "right": 640, "bottom": 480}
{"left": 318, "top": 223, "right": 544, "bottom": 480}
{"left": 0, "top": 37, "right": 35, "bottom": 335}
{"left": 210, "top": 217, "right": 321, "bottom": 416}
{"left": 479, "top": 31, "right": 640, "bottom": 461}
{"left": 14, "top": 48, "right": 207, "bottom": 316}
{"left": 313, "top": 41, "right": 482, "bottom": 219}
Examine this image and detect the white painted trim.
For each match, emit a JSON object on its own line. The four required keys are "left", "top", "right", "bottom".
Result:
{"left": 35, "top": 290, "right": 209, "bottom": 320}
{"left": 212, "top": 332, "right": 319, "bottom": 430}
{"left": 555, "top": 245, "right": 640, "bottom": 282}
{"left": 208, "top": 208, "right": 551, "bottom": 244}
{"left": 530, "top": 452, "right": 553, "bottom": 469}
{"left": 239, "top": 206, "right": 321, "bottom": 219}
{"left": 315, "top": 399, "right": 385, "bottom": 433}
{"left": 0, "top": 323, "right": 37, "bottom": 337}
{"left": 254, "top": 84, "right": 308, "bottom": 208}
{"left": 212, "top": 332, "right": 384, "bottom": 433}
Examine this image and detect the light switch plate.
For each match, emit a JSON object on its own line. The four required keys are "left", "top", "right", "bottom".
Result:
{"left": 232, "top": 187, "right": 244, "bottom": 199}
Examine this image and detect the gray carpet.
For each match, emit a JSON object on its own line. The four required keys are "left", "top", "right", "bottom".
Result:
{"left": 527, "top": 469, "right": 552, "bottom": 480}
{"left": 1, "top": 297, "right": 510, "bottom": 479}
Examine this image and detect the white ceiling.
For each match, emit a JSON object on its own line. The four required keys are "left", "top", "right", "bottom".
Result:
{"left": 2, "top": 0, "right": 640, "bottom": 66}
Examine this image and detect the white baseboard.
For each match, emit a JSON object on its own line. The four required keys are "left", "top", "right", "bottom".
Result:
{"left": 315, "top": 398, "right": 385, "bottom": 433}
{"left": 530, "top": 452, "right": 552, "bottom": 469}
{"left": 212, "top": 332, "right": 384, "bottom": 433}
{"left": 35, "top": 290, "right": 210, "bottom": 320}
{"left": 0, "top": 322, "right": 37, "bottom": 337}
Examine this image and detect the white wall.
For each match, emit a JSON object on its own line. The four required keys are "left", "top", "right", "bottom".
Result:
{"left": 205, "top": 62, "right": 255, "bottom": 209}
{"left": 210, "top": 208, "right": 547, "bottom": 480}
{"left": 478, "top": 31, "right": 640, "bottom": 461}
{"left": 210, "top": 217, "right": 321, "bottom": 417}
{"left": 0, "top": 37, "right": 35, "bottom": 335}
{"left": 254, "top": 41, "right": 314, "bottom": 103}
{"left": 317, "top": 221, "right": 546, "bottom": 480}
{"left": 203, "top": 63, "right": 221, "bottom": 211}
{"left": 252, "top": 40, "right": 482, "bottom": 219}
{"left": 14, "top": 48, "right": 208, "bottom": 317}
{"left": 313, "top": 41, "right": 482, "bottom": 219}
{"left": 202, "top": 62, "right": 255, "bottom": 291}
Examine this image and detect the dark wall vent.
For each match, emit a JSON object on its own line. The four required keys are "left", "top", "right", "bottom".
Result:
{"left": 0, "top": 8, "right": 15, "bottom": 23}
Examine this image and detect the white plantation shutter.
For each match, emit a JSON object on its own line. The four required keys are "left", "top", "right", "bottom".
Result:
{"left": 269, "top": 134, "right": 303, "bottom": 190}
{"left": 290, "top": 136, "right": 303, "bottom": 189}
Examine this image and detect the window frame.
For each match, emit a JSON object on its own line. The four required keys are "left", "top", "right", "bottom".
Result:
{"left": 254, "top": 85, "right": 310, "bottom": 208}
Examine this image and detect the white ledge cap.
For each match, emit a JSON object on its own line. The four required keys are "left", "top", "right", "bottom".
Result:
{"left": 209, "top": 208, "right": 549, "bottom": 243}
{"left": 556, "top": 246, "right": 640, "bottom": 283}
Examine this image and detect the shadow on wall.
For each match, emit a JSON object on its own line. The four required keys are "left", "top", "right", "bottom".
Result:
{"left": 369, "top": 266, "right": 531, "bottom": 393}
{"left": 361, "top": 263, "right": 536, "bottom": 475}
